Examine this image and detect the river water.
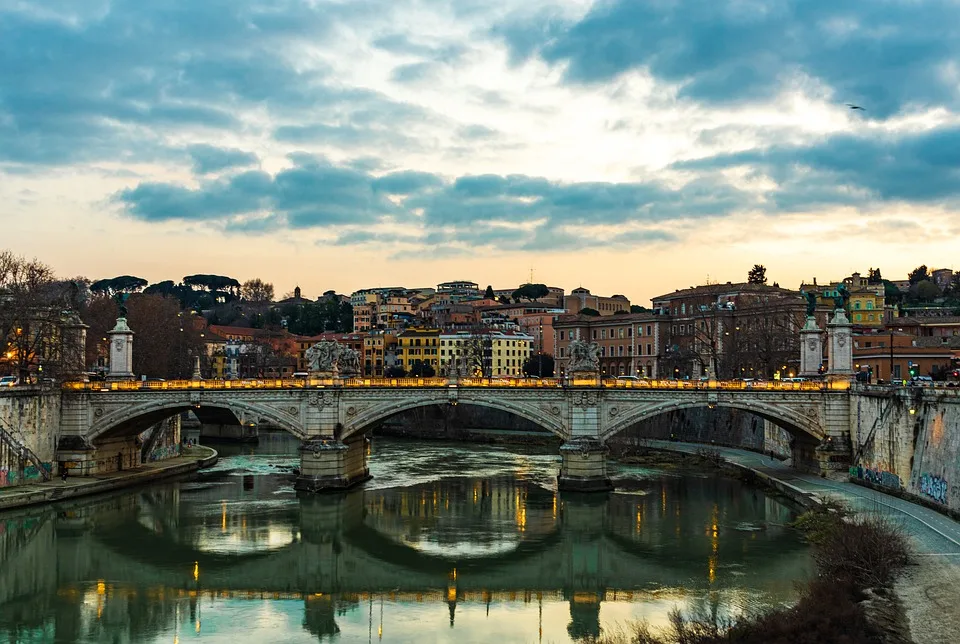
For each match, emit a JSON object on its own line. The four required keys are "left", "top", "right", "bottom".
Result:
{"left": 0, "top": 432, "right": 811, "bottom": 643}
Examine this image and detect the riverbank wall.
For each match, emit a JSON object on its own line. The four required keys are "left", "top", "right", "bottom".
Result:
{"left": 0, "top": 388, "right": 59, "bottom": 487}
{"left": 0, "top": 446, "right": 217, "bottom": 512}
{"left": 850, "top": 386, "right": 960, "bottom": 513}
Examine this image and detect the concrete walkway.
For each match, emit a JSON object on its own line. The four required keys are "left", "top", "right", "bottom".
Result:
{"left": 641, "top": 440, "right": 960, "bottom": 644}
{"left": 0, "top": 445, "right": 218, "bottom": 512}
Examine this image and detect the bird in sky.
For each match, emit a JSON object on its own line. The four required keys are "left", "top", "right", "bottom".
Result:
{"left": 846, "top": 103, "right": 865, "bottom": 110}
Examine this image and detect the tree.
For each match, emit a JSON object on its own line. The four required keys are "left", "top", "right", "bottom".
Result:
{"left": 908, "top": 265, "right": 930, "bottom": 285}
{"left": 83, "top": 293, "right": 207, "bottom": 379}
{"left": 89, "top": 275, "right": 148, "bottom": 296}
{"left": 484, "top": 285, "right": 495, "bottom": 299}
{"left": 497, "top": 295, "right": 510, "bottom": 305}
{"left": 241, "top": 278, "right": 274, "bottom": 304}
{"left": 409, "top": 361, "right": 435, "bottom": 377}
{"left": 912, "top": 280, "right": 941, "bottom": 303}
{"left": 0, "top": 251, "right": 85, "bottom": 381}
{"left": 630, "top": 305, "right": 649, "bottom": 314}
{"left": 511, "top": 283, "right": 549, "bottom": 302}
{"left": 183, "top": 274, "right": 242, "bottom": 296}
{"left": 522, "top": 354, "right": 554, "bottom": 377}
{"left": 579, "top": 307, "right": 600, "bottom": 316}
{"left": 747, "top": 265, "right": 767, "bottom": 285}
{"left": 385, "top": 365, "right": 406, "bottom": 377}
{"left": 613, "top": 309, "right": 629, "bottom": 315}
{"left": 867, "top": 267, "right": 883, "bottom": 284}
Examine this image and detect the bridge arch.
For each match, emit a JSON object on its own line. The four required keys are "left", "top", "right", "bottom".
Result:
{"left": 87, "top": 398, "right": 306, "bottom": 443}
{"left": 600, "top": 398, "right": 825, "bottom": 443}
{"left": 341, "top": 395, "right": 566, "bottom": 441}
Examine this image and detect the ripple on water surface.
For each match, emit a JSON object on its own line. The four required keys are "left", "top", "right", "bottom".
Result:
{"left": 0, "top": 434, "right": 812, "bottom": 644}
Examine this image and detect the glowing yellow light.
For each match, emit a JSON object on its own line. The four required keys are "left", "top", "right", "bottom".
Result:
{"left": 221, "top": 501, "right": 227, "bottom": 532}
{"left": 195, "top": 619, "right": 201, "bottom": 634}
{"left": 193, "top": 562, "right": 199, "bottom": 582}
{"left": 96, "top": 580, "right": 106, "bottom": 595}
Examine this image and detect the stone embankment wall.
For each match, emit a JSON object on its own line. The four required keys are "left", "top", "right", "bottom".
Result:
{"left": 608, "top": 407, "right": 792, "bottom": 459}
{"left": 0, "top": 389, "right": 60, "bottom": 487}
{"left": 851, "top": 386, "right": 960, "bottom": 512}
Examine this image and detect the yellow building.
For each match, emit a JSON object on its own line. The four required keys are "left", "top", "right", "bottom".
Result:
{"left": 438, "top": 331, "right": 534, "bottom": 377}
{"left": 363, "top": 332, "right": 396, "bottom": 376}
{"left": 397, "top": 327, "right": 440, "bottom": 374}
{"left": 801, "top": 272, "right": 885, "bottom": 327}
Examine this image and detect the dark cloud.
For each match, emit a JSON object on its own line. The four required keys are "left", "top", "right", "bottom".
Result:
{"left": 674, "top": 124, "right": 960, "bottom": 209}
{"left": 0, "top": 0, "right": 422, "bottom": 167}
{"left": 116, "top": 158, "right": 745, "bottom": 250}
{"left": 188, "top": 145, "right": 259, "bottom": 175}
{"left": 496, "top": 0, "right": 960, "bottom": 117}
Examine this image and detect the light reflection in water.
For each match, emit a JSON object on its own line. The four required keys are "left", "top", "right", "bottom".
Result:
{"left": 0, "top": 436, "right": 811, "bottom": 643}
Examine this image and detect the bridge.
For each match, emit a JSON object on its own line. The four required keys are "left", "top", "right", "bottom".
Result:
{"left": 58, "top": 376, "right": 854, "bottom": 491}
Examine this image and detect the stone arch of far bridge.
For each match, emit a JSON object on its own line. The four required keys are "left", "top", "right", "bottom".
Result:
{"left": 600, "top": 399, "right": 824, "bottom": 444}
{"left": 341, "top": 394, "right": 567, "bottom": 441}
{"left": 87, "top": 398, "right": 307, "bottom": 444}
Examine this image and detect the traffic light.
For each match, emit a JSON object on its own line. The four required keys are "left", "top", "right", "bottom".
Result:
{"left": 909, "top": 363, "right": 919, "bottom": 378}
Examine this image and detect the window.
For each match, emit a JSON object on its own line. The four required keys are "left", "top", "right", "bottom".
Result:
{"left": 855, "top": 302, "right": 861, "bottom": 310}
{"left": 601, "top": 330, "right": 606, "bottom": 339}
{"left": 647, "top": 325, "right": 652, "bottom": 335}
{"left": 628, "top": 328, "right": 633, "bottom": 337}
{"left": 646, "top": 343, "right": 652, "bottom": 355}
{"left": 866, "top": 302, "right": 874, "bottom": 310}
{"left": 855, "top": 314, "right": 862, "bottom": 321}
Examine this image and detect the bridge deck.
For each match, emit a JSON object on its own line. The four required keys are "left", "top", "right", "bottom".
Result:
{"left": 64, "top": 377, "right": 851, "bottom": 392}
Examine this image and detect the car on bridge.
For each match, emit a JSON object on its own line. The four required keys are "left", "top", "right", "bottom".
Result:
{"left": 0, "top": 375, "right": 18, "bottom": 387}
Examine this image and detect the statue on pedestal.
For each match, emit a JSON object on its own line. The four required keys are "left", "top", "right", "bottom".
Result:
{"left": 305, "top": 341, "right": 341, "bottom": 376}
{"left": 568, "top": 340, "right": 600, "bottom": 373}
{"left": 336, "top": 347, "right": 361, "bottom": 378}
{"left": 833, "top": 283, "right": 850, "bottom": 310}
{"left": 802, "top": 290, "right": 818, "bottom": 317}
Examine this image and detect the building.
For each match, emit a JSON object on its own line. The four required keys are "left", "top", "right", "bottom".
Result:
{"left": 564, "top": 288, "right": 630, "bottom": 316}
{"left": 396, "top": 327, "right": 441, "bottom": 374}
{"left": 554, "top": 313, "right": 663, "bottom": 378}
{"left": 650, "top": 282, "right": 807, "bottom": 379}
{"left": 853, "top": 332, "right": 955, "bottom": 382}
{"left": 517, "top": 312, "right": 559, "bottom": 356}
{"left": 363, "top": 331, "right": 397, "bottom": 376}
{"left": 799, "top": 273, "right": 885, "bottom": 328}
{"left": 437, "top": 330, "right": 534, "bottom": 377}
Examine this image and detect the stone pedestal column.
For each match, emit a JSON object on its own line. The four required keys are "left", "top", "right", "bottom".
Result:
{"left": 295, "top": 434, "right": 371, "bottom": 492}
{"left": 227, "top": 357, "right": 239, "bottom": 380}
{"left": 799, "top": 316, "right": 823, "bottom": 377}
{"left": 106, "top": 317, "right": 135, "bottom": 381}
{"left": 191, "top": 355, "right": 203, "bottom": 380}
{"left": 558, "top": 438, "right": 613, "bottom": 492}
{"left": 827, "top": 309, "right": 853, "bottom": 376}
{"left": 60, "top": 312, "right": 89, "bottom": 381}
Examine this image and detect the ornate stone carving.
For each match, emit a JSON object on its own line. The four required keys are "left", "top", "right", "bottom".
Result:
{"left": 337, "top": 347, "right": 361, "bottom": 378}
{"left": 305, "top": 341, "right": 341, "bottom": 372}
{"left": 574, "top": 391, "right": 599, "bottom": 407}
{"left": 310, "top": 392, "right": 335, "bottom": 408}
{"left": 568, "top": 340, "right": 600, "bottom": 373}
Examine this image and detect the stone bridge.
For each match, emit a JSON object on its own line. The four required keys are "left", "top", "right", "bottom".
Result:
{"left": 58, "top": 378, "right": 854, "bottom": 491}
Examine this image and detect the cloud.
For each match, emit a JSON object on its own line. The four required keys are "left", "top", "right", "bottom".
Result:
{"left": 497, "top": 0, "right": 960, "bottom": 117}
{"left": 0, "top": 0, "right": 418, "bottom": 167}
{"left": 188, "top": 145, "right": 259, "bottom": 175}
{"left": 115, "top": 157, "right": 745, "bottom": 251}
{"left": 673, "top": 124, "right": 960, "bottom": 210}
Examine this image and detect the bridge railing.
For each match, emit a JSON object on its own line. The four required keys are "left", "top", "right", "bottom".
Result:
{"left": 62, "top": 377, "right": 851, "bottom": 392}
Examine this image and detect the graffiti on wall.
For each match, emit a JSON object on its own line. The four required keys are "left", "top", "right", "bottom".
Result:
{"left": 147, "top": 443, "right": 182, "bottom": 463}
{"left": 0, "top": 463, "right": 52, "bottom": 487}
{"left": 920, "top": 474, "right": 948, "bottom": 505}
{"left": 850, "top": 464, "right": 902, "bottom": 490}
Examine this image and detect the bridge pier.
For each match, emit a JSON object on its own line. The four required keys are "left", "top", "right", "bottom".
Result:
{"left": 294, "top": 434, "right": 371, "bottom": 492}
{"left": 558, "top": 438, "right": 613, "bottom": 492}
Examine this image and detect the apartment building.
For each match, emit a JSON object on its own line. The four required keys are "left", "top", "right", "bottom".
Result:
{"left": 553, "top": 313, "right": 663, "bottom": 378}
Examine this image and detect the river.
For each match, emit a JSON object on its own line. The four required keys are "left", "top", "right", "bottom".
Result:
{"left": 0, "top": 431, "right": 811, "bottom": 643}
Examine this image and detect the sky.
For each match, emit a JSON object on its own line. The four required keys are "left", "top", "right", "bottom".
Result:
{"left": 2, "top": 0, "right": 959, "bottom": 305}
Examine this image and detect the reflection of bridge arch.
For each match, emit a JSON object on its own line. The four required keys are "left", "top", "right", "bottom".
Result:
{"left": 87, "top": 399, "right": 306, "bottom": 443}
{"left": 341, "top": 396, "right": 566, "bottom": 441}
{"left": 601, "top": 398, "right": 824, "bottom": 443}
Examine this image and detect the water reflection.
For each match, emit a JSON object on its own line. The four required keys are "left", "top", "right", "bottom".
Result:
{"left": 0, "top": 437, "right": 810, "bottom": 643}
